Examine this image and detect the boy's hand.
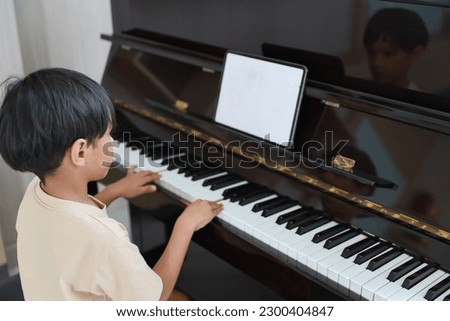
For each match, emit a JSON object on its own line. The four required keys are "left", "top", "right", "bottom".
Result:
{"left": 178, "top": 199, "right": 224, "bottom": 232}
{"left": 96, "top": 165, "right": 161, "bottom": 205}
{"left": 114, "top": 165, "right": 161, "bottom": 199}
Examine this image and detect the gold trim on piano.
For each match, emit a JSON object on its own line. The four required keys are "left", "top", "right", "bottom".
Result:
{"left": 332, "top": 154, "right": 356, "bottom": 172}
{"left": 174, "top": 99, "right": 189, "bottom": 111}
{"left": 113, "top": 98, "right": 450, "bottom": 242}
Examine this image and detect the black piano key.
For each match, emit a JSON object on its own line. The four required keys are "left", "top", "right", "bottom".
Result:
{"left": 161, "top": 149, "right": 182, "bottom": 162}
{"left": 152, "top": 145, "right": 173, "bottom": 161}
{"left": 285, "top": 211, "right": 322, "bottom": 230}
{"left": 129, "top": 135, "right": 156, "bottom": 143}
{"left": 210, "top": 176, "right": 244, "bottom": 191}
{"left": 296, "top": 216, "right": 331, "bottom": 235}
{"left": 178, "top": 162, "right": 202, "bottom": 174}
{"left": 238, "top": 190, "right": 273, "bottom": 206}
{"left": 261, "top": 201, "right": 298, "bottom": 217}
{"left": 387, "top": 257, "right": 422, "bottom": 282}
{"left": 401, "top": 264, "right": 438, "bottom": 290}
{"left": 167, "top": 157, "right": 186, "bottom": 170}
{"left": 167, "top": 154, "right": 196, "bottom": 170}
{"left": 367, "top": 248, "right": 402, "bottom": 271}
{"left": 341, "top": 237, "right": 378, "bottom": 259}
{"left": 230, "top": 187, "right": 266, "bottom": 202}
{"left": 125, "top": 136, "right": 154, "bottom": 148}
{"left": 202, "top": 173, "right": 234, "bottom": 186}
{"left": 354, "top": 242, "right": 390, "bottom": 265}
{"left": 324, "top": 228, "right": 360, "bottom": 249}
{"left": 276, "top": 207, "right": 312, "bottom": 225}
{"left": 222, "top": 183, "right": 257, "bottom": 199}
{"left": 126, "top": 141, "right": 145, "bottom": 150}
{"left": 252, "top": 196, "right": 286, "bottom": 212}
{"left": 160, "top": 152, "right": 185, "bottom": 166}
{"left": 443, "top": 293, "right": 450, "bottom": 301}
{"left": 191, "top": 168, "right": 225, "bottom": 181}
{"left": 177, "top": 156, "right": 202, "bottom": 173}
{"left": 312, "top": 223, "right": 348, "bottom": 243}
{"left": 184, "top": 165, "right": 207, "bottom": 177}
{"left": 424, "top": 275, "right": 450, "bottom": 301}
{"left": 167, "top": 162, "right": 178, "bottom": 171}
{"left": 145, "top": 142, "right": 165, "bottom": 158}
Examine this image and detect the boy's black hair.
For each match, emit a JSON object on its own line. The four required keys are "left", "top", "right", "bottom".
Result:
{"left": 0, "top": 68, "right": 116, "bottom": 181}
{"left": 363, "top": 8, "right": 428, "bottom": 52}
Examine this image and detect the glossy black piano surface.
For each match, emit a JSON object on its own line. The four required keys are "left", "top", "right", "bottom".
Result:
{"left": 101, "top": 0, "right": 450, "bottom": 300}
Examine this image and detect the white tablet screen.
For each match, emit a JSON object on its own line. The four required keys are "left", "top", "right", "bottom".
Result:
{"left": 215, "top": 52, "right": 307, "bottom": 147}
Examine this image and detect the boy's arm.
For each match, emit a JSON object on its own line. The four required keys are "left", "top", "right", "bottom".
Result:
{"left": 95, "top": 165, "right": 161, "bottom": 206}
{"left": 153, "top": 199, "right": 223, "bottom": 300}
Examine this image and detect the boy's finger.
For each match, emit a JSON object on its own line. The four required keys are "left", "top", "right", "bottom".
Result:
{"left": 127, "top": 164, "right": 138, "bottom": 174}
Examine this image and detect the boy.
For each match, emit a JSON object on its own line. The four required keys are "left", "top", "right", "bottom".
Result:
{"left": 363, "top": 8, "right": 428, "bottom": 90}
{"left": 0, "top": 68, "right": 223, "bottom": 300}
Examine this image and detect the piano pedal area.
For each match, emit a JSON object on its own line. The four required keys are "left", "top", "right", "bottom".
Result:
{"left": 106, "top": 133, "right": 450, "bottom": 301}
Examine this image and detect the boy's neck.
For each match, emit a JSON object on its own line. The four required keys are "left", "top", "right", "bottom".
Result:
{"left": 40, "top": 172, "right": 96, "bottom": 207}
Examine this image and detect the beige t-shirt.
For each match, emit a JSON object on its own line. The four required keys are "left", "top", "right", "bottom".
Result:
{"left": 16, "top": 177, "right": 162, "bottom": 300}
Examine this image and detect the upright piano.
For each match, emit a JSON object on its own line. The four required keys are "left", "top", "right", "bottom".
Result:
{"left": 100, "top": 0, "right": 450, "bottom": 300}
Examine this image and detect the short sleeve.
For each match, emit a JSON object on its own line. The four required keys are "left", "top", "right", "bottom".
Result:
{"left": 92, "top": 236, "right": 163, "bottom": 300}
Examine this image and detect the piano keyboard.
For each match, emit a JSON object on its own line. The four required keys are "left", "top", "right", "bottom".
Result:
{"left": 112, "top": 137, "right": 450, "bottom": 301}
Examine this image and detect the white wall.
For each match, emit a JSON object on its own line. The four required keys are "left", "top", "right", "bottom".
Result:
{"left": 0, "top": 0, "right": 121, "bottom": 275}
{"left": 0, "top": 0, "right": 27, "bottom": 274}
{"left": 14, "top": 0, "right": 113, "bottom": 81}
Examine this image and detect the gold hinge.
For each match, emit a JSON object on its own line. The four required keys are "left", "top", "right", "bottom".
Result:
{"left": 332, "top": 154, "right": 356, "bottom": 172}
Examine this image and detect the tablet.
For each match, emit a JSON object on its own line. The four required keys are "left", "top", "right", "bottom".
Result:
{"left": 214, "top": 51, "right": 307, "bottom": 147}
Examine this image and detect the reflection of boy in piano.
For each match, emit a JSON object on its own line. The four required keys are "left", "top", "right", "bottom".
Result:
{"left": 0, "top": 68, "right": 223, "bottom": 300}
{"left": 363, "top": 8, "right": 428, "bottom": 90}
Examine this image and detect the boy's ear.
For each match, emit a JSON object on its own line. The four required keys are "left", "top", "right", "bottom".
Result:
{"left": 69, "top": 138, "right": 88, "bottom": 166}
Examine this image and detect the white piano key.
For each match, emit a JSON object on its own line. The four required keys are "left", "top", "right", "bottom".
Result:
{"left": 275, "top": 220, "right": 313, "bottom": 258}
{"left": 114, "top": 142, "right": 168, "bottom": 172}
{"left": 296, "top": 222, "right": 343, "bottom": 268}
{"left": 316, "top": 255, "right": 347, "bottom": 284}
{"left": 251, "top": 205, "right": 299, "bottom": 242}
{"left": 241, "top": 196, "right": 279, "bottom": 236}
{"left": 157, "top": 166, "right": 244, "bottom": 202}
{"left": 360, "top": 253, "right": 411, "bottom": 300}
{"left": 261, "top": 206, "right": 303, "bottom": 249}
{"left": 373, "top": 262, "right": 428, "bottom": 301}
{"left": 185, "top": 178, "right": 246, "bottom": 201}
{"left": 283, "top": 221, "right": 338, "bottom": 267}
{"left": 337, "top": 246, "right": 390, "bottom": 296}
{"left": 177, "top": 172, "right": 230, "bottom": 192}
{"left": 220, "top": 195, "right": 278, "bottom": 234}
{"left": 253, "top": 206, "right": 303, "bottom": 250}
{"left": 309, "top": 234, "right": 366, "bottom": 278}
{"left": 349, "top": 252, "right": 410, "bottom": 300}
{"left": 409, "top": 272, "right": 449, "bottom": 301}
{"left": 387, "top": 269, "right": 445, "bottom": 301}
{"left": 316, "top": 235, "right": 372, "bottom": 284}
{"left": 297, "top": 229, "right": 337, "bottom": 270}
{"left": 434, "top": 287, "right": 450, "bottom": 301}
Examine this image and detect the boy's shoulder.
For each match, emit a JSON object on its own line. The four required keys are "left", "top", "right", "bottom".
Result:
{"left": 19, "top": 177, "right": 130, "bottom": 242}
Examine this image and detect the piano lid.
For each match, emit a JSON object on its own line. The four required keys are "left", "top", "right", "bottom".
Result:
{"left": 110, "top": 0, "right": 450, "bottom": 113}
